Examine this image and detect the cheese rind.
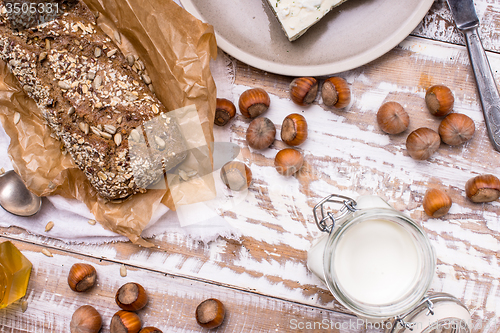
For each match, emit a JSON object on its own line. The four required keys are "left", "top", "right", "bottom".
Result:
{"left": 267, "top": 0, "right": 347, "bottom": 41}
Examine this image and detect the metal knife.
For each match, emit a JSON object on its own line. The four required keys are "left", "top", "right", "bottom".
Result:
{"left": 447, "top": 0, "right": 500, "bottom": 151}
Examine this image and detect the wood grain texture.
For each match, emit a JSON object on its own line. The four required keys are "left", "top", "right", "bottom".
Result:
{"left": 2, "top": 34, "right": 499, "bottom": 332}
{"left": 222, "top": 36, "right": 500, "bottom": 332}
{"left": 413, "top": 0, "right": 500, "bottom": 53}
{"left": 1, "top": 2, "right": 500, "bottom": 332}
{"left": 0, "top": 236, "right": 365, "bottom": 333}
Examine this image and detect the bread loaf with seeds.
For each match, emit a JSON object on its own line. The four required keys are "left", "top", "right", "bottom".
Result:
{"left": 0, "top": 0, "right": 187, "bottom": 200}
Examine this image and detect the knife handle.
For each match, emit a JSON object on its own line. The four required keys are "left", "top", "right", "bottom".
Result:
{"left": 463, "top": 28, "right": 500, "bottom": 151}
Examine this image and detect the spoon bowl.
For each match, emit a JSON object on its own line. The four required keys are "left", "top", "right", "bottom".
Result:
{"left": 0, "top": 170, "right": 42, "bottom": 217}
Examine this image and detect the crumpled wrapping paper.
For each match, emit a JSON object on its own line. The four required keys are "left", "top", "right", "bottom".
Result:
{"left": 0, "top": 0, "right": 217, "bottom": 246}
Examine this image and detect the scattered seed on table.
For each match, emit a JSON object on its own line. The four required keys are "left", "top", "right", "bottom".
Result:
{"left": 45, "top": 221, "right": 54, "bottom": 232}
{"left": 88, "top": 219, "right": 96, "bottom": 225}
{"left": 41, "top": 248, "right": 53, "bottom": 257}
{"left": 120, "top": 264, "right": 127, "bottom": 277}
{"left": 21, "top": 300, "right": 28, "bottom": 313}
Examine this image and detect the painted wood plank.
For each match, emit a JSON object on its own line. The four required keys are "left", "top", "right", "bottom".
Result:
{"left": 413, "top": 0, "right": 500, "bottom": 54}
{"left": 2, "top": 35, "right": 500, "bottom": 332}
{"left": 222, "top": 36, "right": 500, "bottom": 331}
{"left": 0, "top": 236, "right": 364, "bottom": 333}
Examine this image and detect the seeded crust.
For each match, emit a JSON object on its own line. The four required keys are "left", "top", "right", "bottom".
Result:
{"left": 0, "top": 0, "right": 187, "bottom": 200}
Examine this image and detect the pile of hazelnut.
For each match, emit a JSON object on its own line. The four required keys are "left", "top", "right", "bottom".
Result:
{"left": 376, "top": 85, "right": 475, "bottom": 159}
{"left": 68, "top": 263, "right": 226, "bottom": 332}
{"left": 375, "top": 84, "right": 500, "bottom": 217}
{"left": 215, "top": 79, "right": 500, "bottom": 217}
{"left": 215, "top": 76, "right": 351, "bottom": 191}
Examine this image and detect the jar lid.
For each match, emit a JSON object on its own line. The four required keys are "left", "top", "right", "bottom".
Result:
{"left": 385, "top": 293, "right": 471, "bottom": 333}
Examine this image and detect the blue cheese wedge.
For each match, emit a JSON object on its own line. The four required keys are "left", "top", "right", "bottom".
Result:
{"left": 267, "top": 0, "right": 348, "bottom": 41}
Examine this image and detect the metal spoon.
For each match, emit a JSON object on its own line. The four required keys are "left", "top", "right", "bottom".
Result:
{"left": 0, "top": 170, "right": 42, "bottom": 216}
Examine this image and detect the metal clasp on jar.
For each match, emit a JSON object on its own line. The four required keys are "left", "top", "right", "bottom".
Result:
{"left": 391, "top": 298, "right": 435, "bottom": 332}
{"left": 313, "top": 194, "right": 357, "bottom": 233}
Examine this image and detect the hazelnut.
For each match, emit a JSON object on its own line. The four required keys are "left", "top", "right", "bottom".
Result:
{"left": 406, "top": 127, "right": 440, "bottom": 160}
{"left": 438, "top": 113, "right": 475, "bottom": 146}
{"left": 425, "top": 85, "right": 454, "bottom": 117}
{"left": 321, "top": 77, "right": 350, "bottom": 108}
{"left": 70, "top": 305, "right": 102, "bottom": 333}
{"left": 423, "top": 188, "right": 452, "bottom": 218}
{"left": 281, "top": 113, "right": 308, "bottom": 146}
{"left": 465, "top": 174, "right": 500, "bottom": 203}
{"left": 246, "top": 117, "right": 276, "bottom": 149}
{"left": 274, "top": 148, "right": 304, "bottom": 176}
{"left": 68, "top": 263, "right": 97, "bottom": 292}
{"left": 110, "top": 310, "right": 142, "bottom": 333}
{"left": 139, "top": 328, "right": 163, "bottom": 333}
{"left": 376, "top": 101, "right": 409, "bottom": 134}
{"left": 289, "top": 77, "right": 318, "bottom": 106}
{"left": 115, "top": 282, "right": 148, "bottom": 312}
{"left": 220, "top": 161, "right": 252, "bottom": 191}
{"left": 196, "top": 298, "right": 225, "bottom": 329}
{"left": 214, "top": 98, "right": 236, "bottom": 126}
{"left": 239, "top": 88, "right": 270, "bottom": 118}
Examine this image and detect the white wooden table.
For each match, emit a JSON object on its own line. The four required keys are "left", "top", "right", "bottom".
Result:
{"left": 1, "top": 0, "right": 499, "bottom": 332}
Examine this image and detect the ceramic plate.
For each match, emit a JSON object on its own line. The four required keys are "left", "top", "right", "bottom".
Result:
{"left": 180, "top": 0, "right": 435, "bottom": 76}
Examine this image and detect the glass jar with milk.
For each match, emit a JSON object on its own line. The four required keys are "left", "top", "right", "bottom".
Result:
{"left": 307, "top": 195, "right": 472, "bottom": 333}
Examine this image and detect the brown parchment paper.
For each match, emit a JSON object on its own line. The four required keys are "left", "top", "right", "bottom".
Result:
{"left": 0, "top": 0, "right": 217, "bottom": 246}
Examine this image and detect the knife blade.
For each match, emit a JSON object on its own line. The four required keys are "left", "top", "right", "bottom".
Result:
{"left": 447, "top": 0, "right": 478, "bottom": 29}
{"left": 447, "top": 0, "right": 500, "bottom": 151}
